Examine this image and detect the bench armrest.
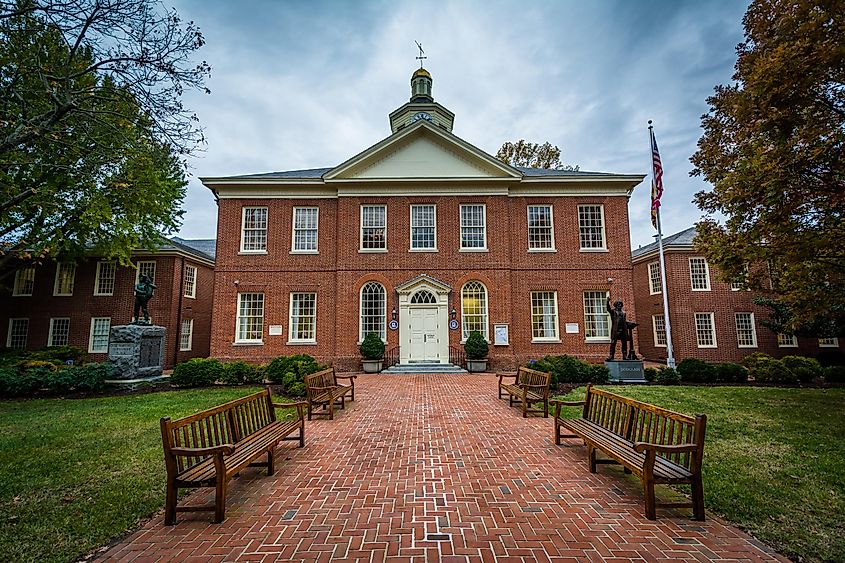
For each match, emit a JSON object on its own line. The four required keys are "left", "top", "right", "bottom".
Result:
{"left": 633, "top": 442, "right": 699, "bottom": 454}
{"left": 498, "top": 372, "right": 518, "bottom": 383}
{"left": 170, "top": 444, "right": 234, "bottom": 457}
{"left": 335, "top": 375, "right": 357, "bottom": 381}
{"left": 273, "top": 401, "right": 308, "bottom": 409}
{"left": 549, "top": 399, "right": 585, "bottom": 406}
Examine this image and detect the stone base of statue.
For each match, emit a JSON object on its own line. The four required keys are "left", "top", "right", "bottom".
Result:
{"left": 108, "top": 324, "right": 166, "bottom": 380}
{"left": 605, "top": 360, "right": 646, "bottom": 383}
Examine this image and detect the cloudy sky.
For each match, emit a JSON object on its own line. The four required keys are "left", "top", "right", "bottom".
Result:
{"left": 170, "top": 0, "right": 749, "bottom": 250}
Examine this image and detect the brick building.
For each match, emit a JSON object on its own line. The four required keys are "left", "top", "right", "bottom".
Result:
{"left": 1, "top": 238, "right": 215, "bottom": 368}
{"left": 632, "top": 226, "right": 842, "bottom": 363}
{"left": 201, "top": 68, "right": 645, "bottom": 371}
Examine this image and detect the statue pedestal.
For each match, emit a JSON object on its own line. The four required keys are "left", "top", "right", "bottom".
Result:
{"left": 108, "top": 325, "right": 166, "bottom": 380}
{"left": 605, "top": 360, "right": 646, "bottom": 383}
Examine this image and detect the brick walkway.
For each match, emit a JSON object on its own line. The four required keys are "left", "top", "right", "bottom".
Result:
{"left": 102, "top": 374, "right": 783, "bottom": 562}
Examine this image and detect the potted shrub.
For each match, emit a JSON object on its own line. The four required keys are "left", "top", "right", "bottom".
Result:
{"left": 359, "top": 332, "right": 385, "bottom": 373}
{"left": 464, "top": 331, "right": 489, "bottom": 372}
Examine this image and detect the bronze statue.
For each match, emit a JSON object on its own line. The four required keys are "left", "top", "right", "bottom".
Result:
{"left": 606, "top": 296, "right": 636, "bottom": 361}
{"left": 132, "top": 274, "right": 157, "bottom": 324}
{"left": 625, "top": 320, "right": 639, "bottom": 360}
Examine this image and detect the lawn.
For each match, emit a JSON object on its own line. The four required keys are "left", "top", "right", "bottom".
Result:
{"left": 556, "top": 385, "right": 845, "bottom": 563}
{"left": 0, "top": 387, "right": 299, "bottom": 563}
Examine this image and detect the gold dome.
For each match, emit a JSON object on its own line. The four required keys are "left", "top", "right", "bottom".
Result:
{"left": 412, "top": 67, "right": 431, "bottom": 79}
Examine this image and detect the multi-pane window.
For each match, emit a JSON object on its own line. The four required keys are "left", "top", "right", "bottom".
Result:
{"left": 531, "top": 291, "right": 559, "bottom": 340}
{"left": 731, "top": 265, "right": 749, "bottom": 291}
{"left": 648, "top": 262, "right": 662, "bottom": 295}
{"left": 694, "top": 313, "right": 717, "bottom": 348}
{"left": 7, "top": 319, "right": 28, "bottom": 349}
{"left": 652, "top": 314, "right": 667, "bottom": 347}
{"left": 183, "top": 264, "right": 197, "bottom": 298}
{"left": 410, "top": 204, "right": 436, "bottom": 250}
{"left": 819, "top": 337, "right": 840, "bottom": 348}
{"left": 583, "top": 291, "right": 610, "bottom": 340}
{"left": 461, "top": 281, "right": 489, "bottom": 340}
{"left": 48, "top": 318, "right": 70, "bottom": 347}
{"left": 527, "top": 205, "right": 554, "bottom": 250}
{"left": 289, "top": 293, "right": 317, "bottom": 342}
{"left": 689, "top": 257, "right": 711, "bottom": 291}
{"left": 241, "top": 207, "right": 268, "bottom": 252}
{"left": 360, "top": 205, "right": 387, "bottom": 250}
{"left": 777, "top": 333, "right": 798, "bottom": 348}
{"left": 13, "top": 267, "right": 35, "bottom": 296}
{"left": 236, "top": 293, "right": 264, "bottom": 343}
{"left": 54, "top": 263, "right": 76, "bottom": 296}
{"left": 135, "top": 261, "right": 156, "bottom": 284}
{"left": 460, "top": 204, "right": 486, "bottom": 250}
{"left": 360, "top": 282, "right": 386, "bottom": 341}
{"left": 292, "top": 207, "right": 319, "bottom": 252}
{"left": 578, "top": 204, "right": 606, "bottom": 250}
{"left": 180, "top": 319, "right": 194, "bottom": 351}
{"left": 94, "top": 262, "right": 116, "bottom": 295}
{"left": 735, "top": 312, "right": 757, "bottom": 348}
{"left": 89, "top": 317, "right": 111, "bottom": 353}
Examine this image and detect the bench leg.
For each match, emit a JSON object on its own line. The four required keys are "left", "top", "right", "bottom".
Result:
{"left": 307, "top": 402, "right": 312, "bottom": 421}
{"left": 164, "top": 481, "right": 178, "bottom": 525}
{"left": 554, "top": 419, "right": 561, "bottom": 445}
{"left": 340, "top": 396, "right": 345, "bottom": 410}
{"left": 267, "top": 449, "right": 275, "bottom": 476}
{"left": 214, "top": 478, "right": 227, "bottom": 524}
{"left": 329, "top": 398, "right": 334, "bottom": 420}
{"left": 691, "top": 474, "right": 705, "bottom": 521}
{"left": 624, "top": 467, "right": 632, "bottom": 474}
{"left": 522, "top": 399, "right": 528, "bottom": 418}
{"left": 588, "top": 445, "right": 597, "bottom": 473}
{"left": 543, "top": 399, "right": 548, "bottom": 419}
{"left": 299, "top": 419, "right": 305, "bottom": 448}
{"left": 642, "top": 475, "right": 657, "bottom": 520}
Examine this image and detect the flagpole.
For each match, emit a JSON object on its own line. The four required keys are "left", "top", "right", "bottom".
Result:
{"left": 649, "top": 121, "right": 676, "bottom": 368}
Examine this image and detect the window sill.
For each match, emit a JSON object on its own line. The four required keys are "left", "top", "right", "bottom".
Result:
{"left": 691, "top": 288, "right": 712, "bottom": 292}
{"left": 579, "top": 248, "right": 609, "bottom": 253}
{"left": 238, "top": 250, "right": 268, "bottom": 255}
{"left": 528, "top": 248, "right": 557, "bottom": 253}
{"left": 696, "top": 345, "right": 718, "bottom": 349}
{"left": 287, "top": 340, "right": 317, "bottom": 346}
{"left": 11, "top": 294, "right": 32, "bottom": 297}
{"left": 654, "top": 344, "right": 667, "bottom": 348}
{"left": 648, "top": 291, "right": 662, "bottom": 296}
{"left": 585, "top": 339, "right": 611, "bottom": 344}
{"left": 409, "top": 248, "right": 438, "bottom": 253}
{"left": 179, "top": 348, "right": 192, "bottom": 352}
{"left": 233, "top": 341, "right": 264, "bottom": 346}
{"left": 459, "top": 248, "right": 488, "bottom": 253}
{"left": 93, "top": 293, "right": 114, "bottom": 297}
{"left": 531, "top": 338, "right": 561, "bottom": 344}
{"left": 184, "top": 294, "right": 196, "bottom": 299}
{"left": 290, "top": 250, "right": 318, "bottom": 255}
{"left": 53, "top": 293, "right": 73, "bottom": 297}
{"left": 777, "top": 344, "right": 799, "bottom": 348}
{"left": 359, "top": 249, "right": 388, "bottom": 253}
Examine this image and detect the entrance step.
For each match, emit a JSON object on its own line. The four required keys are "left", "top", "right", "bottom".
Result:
{"left": 381, "top": 363, "right": 467, "bottom": 375}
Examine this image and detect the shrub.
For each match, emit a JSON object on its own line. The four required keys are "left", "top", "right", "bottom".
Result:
{"left": 781, "top": 356, "right": 823, "bottom": 383}
{"left": 0, "top": 366, "right": 42, "bottom": 397}
{"left": 715, "top": 363, "right": 748, "bottom": 383}
{"left": 749, "top": 357, "right": 798, "bottom": 384}
{"left": 19, "top": 360, "right": 59, "bottom": 372}
{"left": 463, "top": 331, "right": 488, "bottom": 360}
{"left": 588, "top": 363, "right": 610, "bottom": 384}
{"left": 27, "top": 345, "right": 87, "bottom": 365}
{"left": 643, "top": 367, "right": 658, "bottom": 382}
{"left": 359, "top": 332, "right": 385, "bottom": 360}
{"left": 265, "top": 354, "right": 323, "bottom": 397}
{"left": 823, "top": 365, "right": 845, "bottom": 383}
{"left": 67, "top": 362, "right": 113, "bottom": 391}
{"left": 220, "top": 360, "right": 264, "bottom": 385}
{"left": 655, "top": 367, "right": 680, "bottom": 385}
{"left": 531, "top": 355, "right": 607, "bottom": 385}
{"left": 677, "top": 358, "right": 717, "bottom": 383}
{"left": 171, "top": 358, "right": 225, "bottom": 387}
{"left": 742, "top": 352, "right": 773, "bottom": 371}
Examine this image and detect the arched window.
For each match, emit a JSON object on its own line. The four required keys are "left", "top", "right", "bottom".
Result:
{"left": 360, "top": 282, "right": 386, "bottom": 341}
{"left": 410, "top": 290, "right": 437, "bottom": 304}
{"left": 461, "top": 281, "right": 488, "bottom": 340}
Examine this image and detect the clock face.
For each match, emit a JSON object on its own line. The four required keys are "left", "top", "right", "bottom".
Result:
{"left": 411, "top": 111, "right": 433, "bottom": 123}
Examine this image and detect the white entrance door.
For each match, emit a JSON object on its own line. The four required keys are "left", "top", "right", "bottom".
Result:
{"left": 408, "top": 307, "right": 440, "bottom": 362}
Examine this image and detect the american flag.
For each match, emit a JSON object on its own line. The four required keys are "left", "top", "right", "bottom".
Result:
{"left": 650, "top": 125, "right": 663, "bottom": 230}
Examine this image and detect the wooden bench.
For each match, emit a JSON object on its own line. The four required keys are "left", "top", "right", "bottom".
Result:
{"left": 551, "top": 384, "right": 707, "bottom": 520}
{"left": 498, "top": 366, "right": 552, "bottom": 417}
{"left": 159, "top": 389, "right": 305, "bottom": 524}
{"left": 304, "top": 367, "right": 356, "bottom": 420}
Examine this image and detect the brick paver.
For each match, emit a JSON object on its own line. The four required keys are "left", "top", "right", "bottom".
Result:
{"left": 101, "top": 374, "right": 784, "bottom": 562}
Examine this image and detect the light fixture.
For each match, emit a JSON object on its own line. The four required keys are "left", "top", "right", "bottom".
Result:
{"left": 391, "top": 307, "right": 397, "bottom": 321}
{"left": 450, "top": 307, "right": 457, "bottom": 320}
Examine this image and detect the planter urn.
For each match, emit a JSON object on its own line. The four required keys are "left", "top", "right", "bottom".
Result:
{"left": 362, "top": 359, "right": 383, "bottom": 373}
{"left": 466, "top": 359, "right": 488, "bottom": 373}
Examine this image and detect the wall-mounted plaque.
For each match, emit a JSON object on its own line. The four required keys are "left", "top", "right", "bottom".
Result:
{"left": 268, "top": 325, "right": 284, "bottom": 336}
{"left": 565, "top": 323, "right": 579, "bottom": 334}
{"left": 494, "top": 324, "right": 509, "bottom": 346}
{"left": 449, "top": 319, "right": 459, "bottom": 331}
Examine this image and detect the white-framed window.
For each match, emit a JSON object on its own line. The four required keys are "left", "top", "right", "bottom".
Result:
{"left": 694, "top": 313, "right": 717, "bottom": 348}
{"left": 731, "top": 264, "right": 749, "bottom": 291}
{"left": 583, "top": 290, "right": 610, "bottom": 341}
{"left": 777, "top": 333, "right": 798, "bottom": 348}
{"left": 240, "top": 206, "right": 268, "bottom": 252}
{"left": 88, "top": 317, "right": 111, "bottom": 353}
{"left": 360, "top": 282, "right": 386, "bottom": 342}
{"left": 578, "top": 204, "right": 606, "bottom": 250}
{"left": 360, "top": 204, "right": 387, "bottom": 251}
{"left": 135, "top": 260, "right": 156, "bottom": 285}
{"left": 183, "top": 264, "right": 197, "bottom": 298}
{"left": 289, "top": 292, "right": 317, "bottom": 343}
{"left": 648, "top": 262, "right": 661, "bottom": 295}
{"left": 531, "top": 291, "right": 559, "bottom": 341}
{"left": 94, "top": 261, "right": 116, "bottom": 296}
{"left": 461, "top": 281, "right": 489, "bottom": 341}
{"left": 735, "top": 312, "right": 758, "bottom": 348}
{"left": 652, "top": 314, "right": 667, "bottom": 347}
{"left": 689, "top": 257, "right": 711, "bottom": 291}
{"left": 180, "top": 319, "right": 194, "bottom": 351}
{"left": 292, "top": 206, "right": 319, "bottom": 253}
{"left": 53, "top": 263, "right": 76, "bottom": 296}
{"left": 819, "top": 337, "right": 840, "bottom": 348}
{"left": 12, "top": 267, "right": 35, "bottom": 296}
{"left": 460, "top": 204, "right": 487, "bottom": 250}
{"left": 6, "top": 318, "right": 28, "bottom": 349}
{"left": 236, "top": 293, "right": 264, "bottom": 343}
{"left": 410, "top": 204, "right": 436, "bottom": 250}
{"left": 48, "top": 318, "right": 70, "bottom": 347}
{"left": 527, "top": 205, "right": 554, "bottom": 251}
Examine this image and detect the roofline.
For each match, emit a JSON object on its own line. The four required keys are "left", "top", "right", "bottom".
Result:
{"left": 631, "top": 243, "right": 696, "bottom": 264}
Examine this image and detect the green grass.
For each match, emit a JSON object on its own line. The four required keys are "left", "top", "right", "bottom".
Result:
{"left": 555, "top": 386, "right": 845, "bottom": 562}
{"left": 0, "top": 387, "right": 300, "bottom": 563}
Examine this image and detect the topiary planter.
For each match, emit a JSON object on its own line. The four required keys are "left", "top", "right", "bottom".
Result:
{"left": 467, "top": 359, "right": 488, "bottom": 373}
{"left": 362, "top": 359, "right": 383, "bottom": 373}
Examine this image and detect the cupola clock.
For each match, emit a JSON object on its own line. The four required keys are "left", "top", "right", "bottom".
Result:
{"left": 411, "top": 111, "right": 433, "bottom": 123}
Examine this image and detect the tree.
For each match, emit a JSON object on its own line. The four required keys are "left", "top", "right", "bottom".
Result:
{"left": 690, "top": 0, "right": 845, "bottom": 335}
{"left": 0, "top": 0, "right": 209, "bottom": 273}
{"left": 496, "top": 140, "right": 578, "bottom": 171}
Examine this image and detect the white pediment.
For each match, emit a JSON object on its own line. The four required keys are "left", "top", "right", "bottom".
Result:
{"left": 395, "top": 273, "right": 452, "bottom": 295}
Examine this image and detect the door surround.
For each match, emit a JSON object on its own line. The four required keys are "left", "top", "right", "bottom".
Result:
{"left": 396, "top": 274, "right": 451, "bottom": 365}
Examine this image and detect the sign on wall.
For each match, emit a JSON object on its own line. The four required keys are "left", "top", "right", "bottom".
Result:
{"left": 565, "top": 323, "right": 579, "bottom": 334}
{"left": 494, "top": 324, "right": 509, "bottom": 346}
{"left": 268, "top": 325, "right": 284, "bottom": 336}
{"left": 449, "top": 319, "right": 459, "bottom": 331}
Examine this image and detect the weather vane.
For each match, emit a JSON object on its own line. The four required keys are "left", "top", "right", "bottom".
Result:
{"left": 414, "top": 41, "right": 427, "bottom": 68}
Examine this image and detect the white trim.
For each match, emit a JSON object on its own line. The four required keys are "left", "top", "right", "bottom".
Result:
{"left": 777, "top": 333, "right": 798, "bottom": 348}
{"left": 459, "top": 203, "right": 487, "bottom": 251}
{"left": 235, "top": 293, "right": 265, "bottom": 344}
{"left": 460, "top": 280, "right": 489, "bottom": 341}
{"left": 183, "top": 264, "right": 197, "bottom": 299}
{"left": 48, "top": 317, "right": 71, "bottom": 347}
{"left": 6, "top": 318, "right": 29, "bottom": 349}
{"left": 12, "top": 267, "right": 35, "bottom": 296}
{"left": 359, "top": 282, "right": 387, "bottom": 343}
{"left": 577, "top": 204, "right": 607, "bottom": 251}
{"left": 694, "top": 312, "right": 717, "bottom": 348}
{"left": 583, "top": 290, "right": 611, "bottom": 342}
{"left": 53, "top": 262, "right": 76, "bottom": 296}
{"left": 648, "top": 262, "right": 662, "bottom": 295}
{"left": 88, "top": 317, "right": 111, "bottom": 353}
{"left": 530, "top": 290, "right": 560, "bottom": 341}
{"left": 93, "top": 261, "right": 116, "bottom": 296}
{"left": 410, "top": 203, "right": 437, "bottom": 251}
{"left": 735, "top": 312, "right": 758, "bottom": 348}
{"left": 134, "top": 260, "right": 156, "bottom": 285}
{"left": 652, "top": 314, "right": 667, "bottom": 348}
{"left": 240, "top": 206, "right": 268, "bottom": 253}
{"left": 527, "top": 204, "right": 555, "bottom": 251}
{"left": 179, "top": 319, "right": 194, "bottom": 351}
{"left": 291, "top": 206, "right": 319, "bottom": 253}
{"left": 689, "top": 257, "right": 711, "bottom": 291}
{"left": 819, "top": 337, "right": 840, "bottom": 348}
{"left": 359, "top": 204, "right": 387, "bottom": 252}
{"left": 288, "top": 292, "right": 317, "bottom": 344}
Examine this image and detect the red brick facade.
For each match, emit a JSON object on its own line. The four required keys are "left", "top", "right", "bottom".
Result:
{"left": 0, "top": 249, "right": 214, "bottom": 369}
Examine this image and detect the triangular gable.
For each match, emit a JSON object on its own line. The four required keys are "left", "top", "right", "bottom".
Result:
{"left": 324, "top": 121, "right": 522, "bottom": 180}
{"left": 395, "top": 273, "right": 452, "bottom": 295}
